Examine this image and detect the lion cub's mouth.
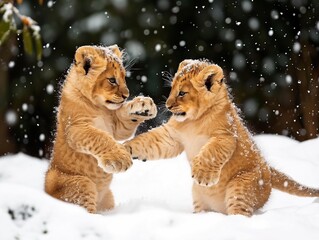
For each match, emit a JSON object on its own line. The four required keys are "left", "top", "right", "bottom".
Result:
{"left": 105, "top": 100, "right": 125, "bottom": 110}
{"left": 173, "top": 112, "right": 186, "bottom": 116}
{"left": 106, "top": 100, "right": 124, "bottom": 104}
{"left": 172, "top": 111, "right": 187, "bottom": 122}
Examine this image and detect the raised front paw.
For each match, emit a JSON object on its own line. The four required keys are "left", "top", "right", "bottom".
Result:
{"left": 124, "top": 142, "right": 148, "bottom": 162}
{"left": 191, "top": 158, "right": 221, "bottom": 187}
{"left": 97, "top": 146, "right": 133, "bottom": 173}
{"left": 128, "top": 96, "right": 157, "bottom": 121}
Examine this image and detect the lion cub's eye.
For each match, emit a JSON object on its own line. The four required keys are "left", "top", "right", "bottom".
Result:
{"left": 108, "top": 78, "right": 117, "bottom": 85}
{"left": 178, "top": 91, "right": 187, "bottom": 97}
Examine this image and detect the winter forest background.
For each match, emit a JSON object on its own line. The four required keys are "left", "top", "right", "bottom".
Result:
{"left": 0, "top": 0, "right": 318, "bottom": 159}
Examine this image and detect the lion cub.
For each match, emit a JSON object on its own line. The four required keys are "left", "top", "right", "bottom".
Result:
{"left": 45, "top": 45, "right": 157, "bottom": 213}
{"left": 125, "top": 59, "right": 319, "bottom": 216}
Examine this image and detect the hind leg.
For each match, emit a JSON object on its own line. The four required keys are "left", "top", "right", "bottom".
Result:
{"left": 97, "top": 188, "right": 115, "bottom": 212}
{"left": 225, "top": 170, "right": 271, "bottom": 217}
{"left": 192, "top": 184, "right": 210, "bottom": 213}
{"left": 45, "top": 169, "right": 98, "bottom": 213}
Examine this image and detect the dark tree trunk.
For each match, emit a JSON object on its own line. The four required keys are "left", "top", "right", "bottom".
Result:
{"left": 0, "top": 37, "right": 16, "bottom": 155}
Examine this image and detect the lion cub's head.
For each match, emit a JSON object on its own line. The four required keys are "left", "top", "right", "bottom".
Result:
{"left": 166, "top": 59, "right": 225, "bottom": 122}
{"left": 73, "top": 45, "right": 129, "bottom": 110}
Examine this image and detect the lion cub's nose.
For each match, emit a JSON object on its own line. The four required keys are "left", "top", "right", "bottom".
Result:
{"left": 167, "top": 105, "right": 173, "bottom": 110}
{"left": 166, "top": 102, "right": 175, "bottom": 110}
{"left": 121, "top": 90, "right": 129, "bottom": 100}
{"left": 166, "top": 98, "right": 174, "bottom": 110}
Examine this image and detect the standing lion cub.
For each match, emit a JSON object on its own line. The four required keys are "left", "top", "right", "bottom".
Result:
{"left": 125, "top": 59, "right": 319, "bottom": 216}
{"left": 45, "top": 45, "right": 157, "bottom": 213}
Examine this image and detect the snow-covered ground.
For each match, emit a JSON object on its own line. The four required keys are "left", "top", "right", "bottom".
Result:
{"left": 0, "top": 134, "right": 319, "bottom": 240}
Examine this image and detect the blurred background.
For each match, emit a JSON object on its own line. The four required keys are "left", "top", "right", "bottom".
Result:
{"left": 0, "top": 0, "right": 318, "bottom": 159}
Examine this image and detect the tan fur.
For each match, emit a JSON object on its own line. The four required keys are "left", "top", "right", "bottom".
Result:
{"left": 45, "top": 45, "right": 157, "bottom": 213}
{"left": 125, "top": 59, "right": 319, "bottom": 216}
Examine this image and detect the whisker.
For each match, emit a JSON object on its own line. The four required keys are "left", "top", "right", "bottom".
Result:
{"left": 155, "top": 99, "right": 172, "bottom": 123}
{"left": 157, "top": 100, "right": 169, "bottom": 114}
{"left": 157, "top": 100, "right": 166, "bottom": 107}
{"left": 123, "top": 52, "right": 138, "bottom": 72}
{"left": 126, "top": 60, "right": 137, "bottom": 72}
{"left": 161, "top": 71, "right": 173, "bottom": 88}
{"left": 161, "top": 95, "right": 168, "bottom": 101}
{"left": 121, "top": 50, "right": 129, "bottom": 61}
{"left": 128, "top": 67, "right": 142, "bottom": 71}
{"left": 157, "top": 101, "right": 166, "bottom": 108}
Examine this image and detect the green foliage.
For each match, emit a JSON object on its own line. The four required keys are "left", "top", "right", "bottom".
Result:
{"left": 0, "top": 2, "right": 42, "bottom": 60}
{"left": 0, "top": 20, "right": 11, "bottom": 44}
{"left": 33, "top": 30, "right": 42, "bottom": 61}
{"left": 22, "top": 25, "right": 33, "bottom": 55}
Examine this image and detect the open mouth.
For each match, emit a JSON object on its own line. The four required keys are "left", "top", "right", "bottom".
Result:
{"left": 105, "top": 100, "right": 125, "bottom": 110}
{"left": 106, "top": 100, "right": 124, "bottom": 105}
{"left": 173, "top": 112, "right": 186, "bottom": 116}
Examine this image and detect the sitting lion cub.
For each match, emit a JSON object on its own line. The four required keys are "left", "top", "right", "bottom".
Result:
{"left": 45, "top": 45, "right": 157, "bottom": 213}
{"left": 125, "top": 59, "right": 319, "bottom": 216}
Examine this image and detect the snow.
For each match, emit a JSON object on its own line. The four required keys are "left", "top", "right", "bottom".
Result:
{"left": 46, "top": 84, "right": 54, "bottom": 94}
{"left": 1, "top": 135, "right": 319, "bottom": 240}
{"left": 179, "top": 40, "right": 186, "bottom": 47}
{"left": 155, "top": 44, "right": 162, "bottom": 52}
{"left": 8, "top": 61, "right": 15, "bottom": 68}
{"left": 1, "top": 3, "right": 13, "bottom": 22}
{"left": 5, "top": 110, "right": 18, "bottom": 126}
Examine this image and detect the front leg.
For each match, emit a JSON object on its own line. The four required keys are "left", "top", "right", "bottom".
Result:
{"left": 192, "top": 134, "right": 236, "bottom": 186}
{"left": 114, "top": 96, "right": 157, "bottom": 140}
{"left": 66, "top": 124, "right": 132, "bottom": 173}
{"left": 124, "top": 123, "right": 184, "bottom": 161}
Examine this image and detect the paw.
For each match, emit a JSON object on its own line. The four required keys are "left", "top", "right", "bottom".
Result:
{"left": 97, "top": 146, "right": 133, "bottom": 173}
{"left": 128, "top": 96, "right": 157, "bottom": 121}
{"left": 191, "top": 158, "right": 221, "bottom": 187}
{"left": 124, "top": 142, "right": 147, "bottom": 162}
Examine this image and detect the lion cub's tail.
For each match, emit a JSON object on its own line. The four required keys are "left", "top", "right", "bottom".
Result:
{"left": 270, "top": 167, "right": 319, "bottom": 197}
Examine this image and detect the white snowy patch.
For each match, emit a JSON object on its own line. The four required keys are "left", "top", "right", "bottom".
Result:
{"left": 72, "top": 13, "right": 110, "bottom": 33}
{"left": 22, "top": 103, "right": 28, "bottom": 112}
{"left": 293, "top": 42, "right": 301, "bottom": 53}
{"left": 268, "top": 29, "right": 274, "bottom": 36}
{"left": 8, "top": 61, "right": 15, "bottom": 68}
{"left": 1, "top": 135, "right": 319, "bottom": 239}
{"left": 285, "top": 75, "right": 292, "bottom": 85}
{"left": 1, "top": 3, "right": 13, "bottom": 22}
{"left": 179, "top": 40, "right": 186, "bottom": 47}
{"left": 226, "top": 112, "right": 234, "bottom": 125}
{"left": 284, "top": 181, "right": 289, "bottom": 188}
{"left": 124, "top": 40, "right": 146, "bottom": 60}
{"left": 46, "top": 84, "right": 54, "bottom": 94}
{"left": 141, "top": 75, "right": 148, "bottom": 83}
{"left": 155, "top": 44, "right": 161, "bottom": 52}
{"left": 47, "top": 1, "right": 56, "bottom": 8}
{"left": 39, "top": 134, "right": 45, "bottom": 142}
{"left": 5, "top": 110, "right": 17, "bottom": 126}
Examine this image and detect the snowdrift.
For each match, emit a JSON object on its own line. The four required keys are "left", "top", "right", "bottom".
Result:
{"left": 1, "top": 135, "right": 319, "bottom": 240}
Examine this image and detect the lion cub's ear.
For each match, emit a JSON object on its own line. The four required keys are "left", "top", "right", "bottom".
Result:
{"left": 74, "top": 46, "right": 97, "bottom": 75}
{"left": 108, "top": 44, "right": 123, "bottom": 59}
{"left": 193, "top": 64, "right": 224, "bottom": 91}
